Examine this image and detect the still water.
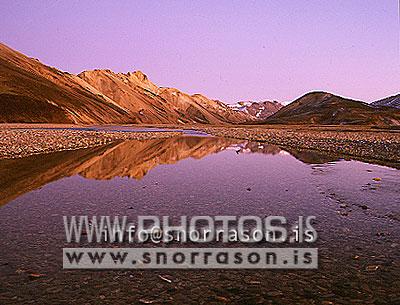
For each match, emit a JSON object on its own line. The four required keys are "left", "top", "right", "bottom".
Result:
{"left": 0, "top": 135, "right": 399, "bottom": 304}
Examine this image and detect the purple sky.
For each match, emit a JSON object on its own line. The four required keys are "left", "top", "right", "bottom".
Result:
{"left": 1, "top": 1, "right": 399, "bottom": 104}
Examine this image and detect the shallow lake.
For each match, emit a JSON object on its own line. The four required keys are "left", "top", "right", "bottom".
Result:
{"left": 0, "top": 135, "right": 399, "bottom": 304}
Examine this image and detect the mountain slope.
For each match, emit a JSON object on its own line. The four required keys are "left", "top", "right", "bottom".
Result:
{"left": 265, "top": 92, "right": 400, "bottom": 126}
{"left": 0, "top": 43, "right": 132, "bottom": 124}
{"left": 371, "top": 94, "right": 400, "bottom": 109}
{"left": 0, "top": 42, "right": 249, "bottom": 125}
{"left": 78, "top": 70, "right": 249, "bottom": 124}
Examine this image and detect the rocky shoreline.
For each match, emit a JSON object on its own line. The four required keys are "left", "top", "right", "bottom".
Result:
{"left": 203, "top": 127, "right": 400, "bottom": 164}
{"left": 2, "top": 125, "right": 400, "bottom": 165}
{"left": 0, "top": 129, "right": 181, "bottom": 159}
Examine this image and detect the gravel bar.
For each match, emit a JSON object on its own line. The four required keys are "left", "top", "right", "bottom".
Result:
{"left": 0, "top": 129, "right": 181, "bottom": 159}
{"left": 203, "top": 127, "right": 400, "bottom": 163}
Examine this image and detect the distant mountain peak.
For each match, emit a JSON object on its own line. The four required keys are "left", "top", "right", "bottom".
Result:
{"left": 371, "top": 93, "right": 400, "bottom": 109}
{"left": 230, "top": 100, "right": 284, "bottom": 119}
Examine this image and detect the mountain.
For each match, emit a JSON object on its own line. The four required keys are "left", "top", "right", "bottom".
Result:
{"left": 0, "top": 43, "right": 132, "bottom": 124}
{"left": 3, "top": 42, "right": 398, "bottom": 127}
{"left": 78, "top": 69, "right": 249, "bottom": 124}
{"left": 230, "top": 100, "right": 284, "bottom": 119}
{"left": 0, "top": 43, "right": 249, "bottom": 125}
{"left": 265, "top": 92, "right": 400, "bottom": 126}
{"left": 371, "top": 94, "right": 400, "bottom": 109}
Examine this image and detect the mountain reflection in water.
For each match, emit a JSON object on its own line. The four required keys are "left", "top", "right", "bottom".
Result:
{"left": 0, "top": 135, "right": 340, "bottom": 205}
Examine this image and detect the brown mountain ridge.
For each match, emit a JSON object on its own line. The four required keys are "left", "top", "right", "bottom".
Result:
{"left": 0, "top": 43, "right": 249, "bottom": 125}
{"left": 265, "top": 92, "right": 400, "bottom": 127}
{"left": 1, "top": 42, "right": 399, "bottom": 126}
{"left": 0, "top": 43, "right": 132, "bottom": 124}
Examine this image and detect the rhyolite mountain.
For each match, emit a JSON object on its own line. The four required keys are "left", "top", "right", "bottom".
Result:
{"left": 0, "top": 43, "right": 132, "bottom": 124}
{"left": 371, "top": 94, "right": 400, "bottom": 109}
{"left": 1, "top": 42, "right": 399, "bottom": 126}
{"left": 0, "top": 43, "right": 249, "bottom": 124}
{"left": 265, "top": 92, "right": 400, "bottom": 126}
{"left": 78, "top": 69, "right": 248, "bottom": 124}
{"left": 230, "top": 100, "right": 284, "bottom": 119}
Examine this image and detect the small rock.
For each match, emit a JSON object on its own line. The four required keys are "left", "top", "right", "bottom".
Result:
{"left": 158, "top": 275, "right": 172, "bottom": 283}
{"left": 360, "top": 205, "right": 369, "bottom": 210}
{"left": 366, "top": 265, "right": 380, "bottom": 272}
{"left": 139, "top": 299, "right": 156, "bottom": 304}
{"left": 372, "top": 177, "right": 381, "bottom": 181}
{"left": 28, "top": 273, "right": 45, "bottom": 279}
{"left": 246, "top": 187, "right": 252, "bottom": 191}
{"left": 216, "top": 296, "right": 229, "bottom": 302}
{"left": 266, "top": 291, "right": 283, "bottom": 297}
